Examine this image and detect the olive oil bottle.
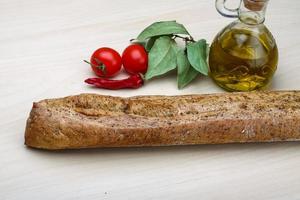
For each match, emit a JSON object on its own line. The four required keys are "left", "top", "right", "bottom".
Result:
{"left": 209, "top": 0, "right": 278, "bottom": 92}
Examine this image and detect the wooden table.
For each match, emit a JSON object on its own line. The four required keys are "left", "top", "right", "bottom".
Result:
{"left": 1, "top": 0, "right": 300, "bottom": 199}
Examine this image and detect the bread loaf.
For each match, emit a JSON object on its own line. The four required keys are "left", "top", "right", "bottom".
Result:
{"left": 25, "top": 91, "right": 300, "bottom": 150}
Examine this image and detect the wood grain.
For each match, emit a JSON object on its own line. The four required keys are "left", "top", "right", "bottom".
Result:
{"left": 1, "top": 0, "right": 300, "bottom": 199}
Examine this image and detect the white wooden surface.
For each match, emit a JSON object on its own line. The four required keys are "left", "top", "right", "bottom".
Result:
{"left": 1, "top": 0, "right": 300, "bottom": 199}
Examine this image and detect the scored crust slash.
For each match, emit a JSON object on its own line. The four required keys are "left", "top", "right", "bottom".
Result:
{"left": 24, "top": 91, "right": 300, "bottom": 150}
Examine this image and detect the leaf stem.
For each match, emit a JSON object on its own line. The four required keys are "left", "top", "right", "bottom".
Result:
{"left": 173, "top": 35, "right": 195, "bottom": 43}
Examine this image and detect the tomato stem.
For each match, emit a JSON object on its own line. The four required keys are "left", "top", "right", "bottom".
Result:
{"left": 83, "top": 60, "right": 107, "bottom": 74}
{"left": 84, "top": 60, "right": 92, "bottom": 65}
{"left": 93, "top": 58, "right": 106, "bottom": 74}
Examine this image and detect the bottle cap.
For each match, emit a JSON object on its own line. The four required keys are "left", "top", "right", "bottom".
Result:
{"left": 244, "top": 0, "right": 267, "bottom": 11}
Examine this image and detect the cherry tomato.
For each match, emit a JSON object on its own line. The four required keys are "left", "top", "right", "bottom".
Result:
{"left": 86, "top": 47, "right": 122, "bottom": 78}
{"left": 122, "top": 44, "right": 148, "bottom": 74}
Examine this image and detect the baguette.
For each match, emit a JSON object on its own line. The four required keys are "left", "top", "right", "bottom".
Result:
{"left": 25, "top": 91, "right": 300, "bottom": 150}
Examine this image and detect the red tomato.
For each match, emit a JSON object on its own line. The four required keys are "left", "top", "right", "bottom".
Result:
{"left": 122, "top": 44, "right": 148, "bottom": 74}
{"left": 86, "top": 47, "right": 122, "bottom": 78}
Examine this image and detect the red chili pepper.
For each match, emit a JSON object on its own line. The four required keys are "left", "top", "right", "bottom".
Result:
{"left": 85, "top": 74, "right": 144, "bottom": 90}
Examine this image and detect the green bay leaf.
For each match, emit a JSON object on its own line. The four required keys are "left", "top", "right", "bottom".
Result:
{"left": 187, "top": 39, "right": 209, "bottom": 76}
{"left": 144, "top": 36, "right": 158, "bottom": 52}
{"left": 177, "top": 49, "right": 199, "bottom": 89}
{"left": 145, "top": 36, "right": 178, "bottom": 80}
{"left": 137, "top": 21, "right": 190, "bottom": 42}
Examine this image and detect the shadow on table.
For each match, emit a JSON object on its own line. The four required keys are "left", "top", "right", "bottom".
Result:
{"left": 25, "top": 142, "right": 300, "bottom": 157}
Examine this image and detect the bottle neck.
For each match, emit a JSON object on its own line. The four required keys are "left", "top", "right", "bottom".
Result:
{"left": 239, "top": 0, "right": 269, "bottom": 25}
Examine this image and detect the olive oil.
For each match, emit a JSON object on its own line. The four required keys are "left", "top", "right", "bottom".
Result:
{"left": 209, "top": 24, "right": 278, "bottom": 92}
{"left": 211, "top": 0, "right": 278, "bottom": 92}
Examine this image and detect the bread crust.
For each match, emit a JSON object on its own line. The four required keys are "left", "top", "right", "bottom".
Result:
{"left": 25, "top": 91, "right": 300, "bottom": 150}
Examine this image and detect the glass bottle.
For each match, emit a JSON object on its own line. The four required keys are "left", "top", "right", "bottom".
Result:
{"left": 209, "top": 0, "right": 278, "bottom": 92}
